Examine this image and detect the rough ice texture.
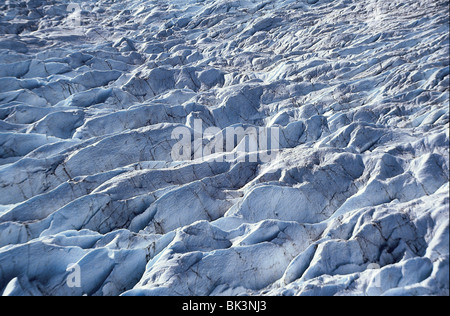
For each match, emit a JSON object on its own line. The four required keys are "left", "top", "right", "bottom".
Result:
{"left": 0, "top": 0, "right": 449, "bottom": 296}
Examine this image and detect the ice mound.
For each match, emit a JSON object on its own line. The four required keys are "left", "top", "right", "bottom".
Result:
{"left": 0, "top": 0, "right": 448, "bottom": 296}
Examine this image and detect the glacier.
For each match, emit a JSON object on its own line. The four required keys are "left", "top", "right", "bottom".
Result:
{"left": 0, "top": 0, "right": 448, "bottom": 296}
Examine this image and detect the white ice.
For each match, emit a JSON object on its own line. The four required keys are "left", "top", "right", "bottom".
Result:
{"left": 0, "top": 0, "right": 448, "bottom": 296}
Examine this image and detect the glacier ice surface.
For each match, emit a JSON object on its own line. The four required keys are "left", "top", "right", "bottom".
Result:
{"left": 0, "top": 0, "right": 448, "bottom": 296}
